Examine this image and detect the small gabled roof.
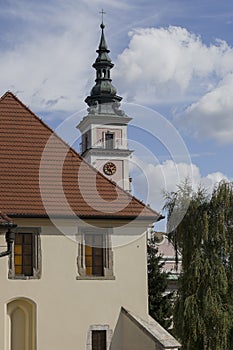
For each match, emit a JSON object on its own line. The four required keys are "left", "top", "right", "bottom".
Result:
{"left": 0, "top": 92, "right": 162, "bottom": 221}
{"left": 121, "top": 308, "right": 181, "bottom": 349}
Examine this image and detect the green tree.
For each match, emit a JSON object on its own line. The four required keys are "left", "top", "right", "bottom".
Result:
{"left": 164, "top": 181, "right": 233, "bottom": 350}
{"left": 148, "top": 235, "right": 174, "bottom": 330}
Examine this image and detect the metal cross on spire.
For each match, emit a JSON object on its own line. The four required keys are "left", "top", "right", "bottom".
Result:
{"left": 99, "top": 9, "right": 106, "bottom": 24}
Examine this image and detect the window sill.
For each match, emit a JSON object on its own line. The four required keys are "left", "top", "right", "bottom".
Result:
{"left": 8, "top": 274, "right": 41, "bottom": 280}
{"left": 76, "top": 275, "right": 115, "bottom": 280}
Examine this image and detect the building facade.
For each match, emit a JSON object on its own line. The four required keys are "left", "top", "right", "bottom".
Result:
{"left": 0, "top": 21, "right": 180, "bottom": 350}
{"left": 153, "top": 232, "right": 181, "bottom": 293}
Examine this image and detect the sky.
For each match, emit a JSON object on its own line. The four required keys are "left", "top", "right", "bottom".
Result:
{"left": 0, "top": 0, "right": 233, "bottom": 229}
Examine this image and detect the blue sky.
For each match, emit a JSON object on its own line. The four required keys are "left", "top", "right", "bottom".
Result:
{"left": 0, "top": 0, "right": 233, "bottom": 226}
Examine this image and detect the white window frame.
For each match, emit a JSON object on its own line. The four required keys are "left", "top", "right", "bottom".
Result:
{"left": 76, "top": 228, "right": 115, "bottom": 280}
{"left": 86, "top": 325, "right": 112, "bottom": 350}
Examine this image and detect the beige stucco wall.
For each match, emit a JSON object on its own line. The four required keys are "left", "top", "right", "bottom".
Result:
{"left": 0, "top": 218, "right": 149, "bottom": 350}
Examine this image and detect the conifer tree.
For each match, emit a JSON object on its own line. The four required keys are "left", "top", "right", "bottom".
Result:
{"left": 148, "top": 235, "right": 174, "bottom": 330}
{"left": 164, "top": 181, "right": 233, "bottom": 350}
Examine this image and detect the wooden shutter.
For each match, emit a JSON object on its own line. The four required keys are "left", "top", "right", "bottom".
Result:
{"left": 14, "top": 233, "right": 34, "bottom": 276}
{"left": 92, "top": 330, "right": 107, "bottom": 350}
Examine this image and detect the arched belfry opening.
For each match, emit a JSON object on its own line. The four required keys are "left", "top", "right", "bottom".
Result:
{"left": 7, "top": 298, "right": 36, "bottom": 350}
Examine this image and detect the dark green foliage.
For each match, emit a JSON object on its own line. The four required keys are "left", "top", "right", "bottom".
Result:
{"left": 148, "top": 235, "right": 174, "bottom": 330}
{"left": 164, "top": 181, "right": 233, "bottom": 350}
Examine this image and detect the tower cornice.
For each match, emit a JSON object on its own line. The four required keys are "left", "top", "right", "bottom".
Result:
{"left": 77, "top": 114, "right": 132, "bottom": 133}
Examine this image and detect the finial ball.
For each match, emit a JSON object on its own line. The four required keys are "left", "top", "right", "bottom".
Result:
{"left": 99, "top": 9, "right": 106, "bottom": 28}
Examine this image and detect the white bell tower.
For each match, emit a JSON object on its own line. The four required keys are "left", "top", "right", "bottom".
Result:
{"left": 77, "top": 21, "right": 133, "bottom": 192}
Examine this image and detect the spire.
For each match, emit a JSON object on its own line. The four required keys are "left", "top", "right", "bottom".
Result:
{"left": 98, "top": 21, "right": 108, "bottom": 52}
{"left": 85, "top": 18, "right": 122, "bottom": 109}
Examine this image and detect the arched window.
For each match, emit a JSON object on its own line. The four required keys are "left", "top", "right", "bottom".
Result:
{"left": 7, "top": 298, "right": 36, "bottom": 350}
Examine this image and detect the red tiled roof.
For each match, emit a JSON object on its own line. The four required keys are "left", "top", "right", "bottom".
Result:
{"left": 0, "top": 92, "right": 161, "bottom": 221}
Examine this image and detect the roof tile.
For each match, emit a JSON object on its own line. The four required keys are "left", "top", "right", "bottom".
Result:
{"left": 0, "top": 92, "right": 161, "bottom": 221}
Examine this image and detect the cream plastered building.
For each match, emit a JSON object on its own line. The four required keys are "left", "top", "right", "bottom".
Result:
{"left": 0, "top": 20, "right": 181, "bottom": 350}
{"left": 0, "top": 218, "right": 180, "bottom": 350}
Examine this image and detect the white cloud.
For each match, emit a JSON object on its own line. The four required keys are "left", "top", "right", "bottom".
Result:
{"left": 0, "top": 0, "right": 134, "bottom": 117}
{"left": 0, "top": 1, "right": 101, "bottom": 114}
{"left": 114, "top": 26, "right": 233, "bottom": 104}
{"left": 177, "top": 73, "right": 233, "bottom": 143}
{"left": 114, "top": 26, "right": 233, "bottom": 142}
{"left": 131, "top": 158, "right": 230, "bottom": 213}
{"left": 0, "top": 2, "right": 233, "bottom": 144}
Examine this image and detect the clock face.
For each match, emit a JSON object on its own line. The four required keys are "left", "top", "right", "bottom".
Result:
{"left": 103, "top": 162, "right": 116, "bottom": 176}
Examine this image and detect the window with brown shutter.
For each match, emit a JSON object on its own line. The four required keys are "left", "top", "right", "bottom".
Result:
{"left": 14, "top": 233, "right": 34, "bottom": 276}
{"left": 9, "top": 228, "right": 41, "bottom": 279}
{"left": 77, "top": 229, "right": 114, "bottom": 280}
{"left": 85, "top": 234, "right": 104, "bottom": 277}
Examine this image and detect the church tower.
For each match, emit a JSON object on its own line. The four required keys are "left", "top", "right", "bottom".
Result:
{"left": 77, "top": 20, "right": 133, "bottom": 192}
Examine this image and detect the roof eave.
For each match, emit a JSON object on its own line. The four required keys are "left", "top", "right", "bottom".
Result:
{"left": 8, "top": 213, "right": 164, "bottom": 222}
